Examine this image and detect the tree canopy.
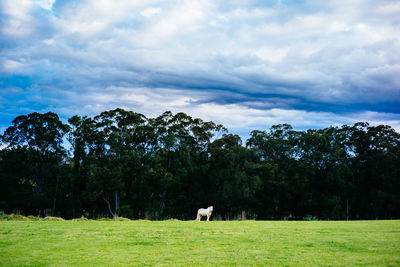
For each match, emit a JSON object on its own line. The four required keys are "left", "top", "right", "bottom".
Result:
{"left": 1, "top": 109, "right": 399, "bottom": 220}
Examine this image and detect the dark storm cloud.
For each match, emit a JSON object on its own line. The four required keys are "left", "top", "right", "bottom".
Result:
{"left": 1, "top": 0, "right": 400, "bottom": 136}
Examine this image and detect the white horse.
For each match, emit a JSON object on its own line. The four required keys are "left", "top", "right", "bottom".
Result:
{"left": 196, "top": 206, "right": 213, "bottom": 221}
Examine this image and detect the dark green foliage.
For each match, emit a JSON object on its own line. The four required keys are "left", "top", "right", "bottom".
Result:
{"left": 303, "top": 214, "right": 318, "bottom": 221}
{"left": 0, "top": 112, "right": 69, "bottom": 217}
{"left": 1, "top": 110, "right": 399, "bottom": 220}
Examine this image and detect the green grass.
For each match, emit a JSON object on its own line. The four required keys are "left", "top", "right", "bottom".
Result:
{"left": 1, "top": 220, "right": 399, "bottom": 266}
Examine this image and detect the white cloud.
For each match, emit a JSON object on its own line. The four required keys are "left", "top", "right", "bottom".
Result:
{"left": 1, "top": 0, "right": 34, "bottom": 36}
{"left": 1, "top": 59, "right": 28, "bottom": 74}
{"left": 250, "top": 47, "right": 288, "bottom": 63}
{"left": 55, "top": 0, "right": 164, "bottom": 36}
{"left": 138, "top": 0, "right": 212, "bottom": 45}
{"left": 377, "top": 2, "right": 400, "bottom": 15}
{"left": 141, "top": 7, "right": 161, "bottom": 18}
{"left": 43, "top": 38, "right": 55, "bottom": 46}
{"left": 34, "top": 0, "right": 55, "bottom": 10}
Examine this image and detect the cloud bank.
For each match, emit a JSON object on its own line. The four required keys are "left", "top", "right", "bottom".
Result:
{"left": 1, "top": 0, "right": 400, "bottom": 137}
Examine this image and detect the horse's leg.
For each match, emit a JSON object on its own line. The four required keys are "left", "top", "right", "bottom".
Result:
{"left": 207, "top": 214, "right": 210, "bottom": 221}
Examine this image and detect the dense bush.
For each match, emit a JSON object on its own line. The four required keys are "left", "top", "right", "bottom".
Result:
{"left": 43, "top": 216, "right": 65, "bottom": 221}
{"left": 0, "top": 214, "right": 29, "bottom": 221}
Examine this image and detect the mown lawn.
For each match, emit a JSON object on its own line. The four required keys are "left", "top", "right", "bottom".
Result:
{"left": 0, "top": 220, "right": 399, "bottom": 266}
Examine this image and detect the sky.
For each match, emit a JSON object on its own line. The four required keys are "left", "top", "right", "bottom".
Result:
{"left": 1, "top": 0, "right": 400, "bottom": 139}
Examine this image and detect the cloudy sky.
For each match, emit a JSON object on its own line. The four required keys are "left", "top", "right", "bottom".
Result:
{"left": 1, "top": 0, "right": 400, "bottom": 138}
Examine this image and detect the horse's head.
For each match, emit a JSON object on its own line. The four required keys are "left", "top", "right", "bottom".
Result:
{"left": 209, "top": 206, "right": 213, "bottom": 211}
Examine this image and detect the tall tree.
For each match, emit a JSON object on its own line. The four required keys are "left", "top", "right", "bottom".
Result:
{"left": 247, "top": 124, "right": 302, "bottom": 219}
{"left": 350, "top": 123, "right": 400, "bottom": 219}
{"left": 207, "top": 134, "right": 262, "bottom": 219}
{"left": 1, "top": 112, "right": 69, "bottom": 216}
{"left": 93, "top": 108, "right": 150, "bottom": 217}
{"left": 66, "top": 115, "right": 102, "bottom": 218}
{"left": 147, "top": 111, "right": 225, "bottom": 219}
{"left": 297, "top": 127, "right": 352, "bottom": 219}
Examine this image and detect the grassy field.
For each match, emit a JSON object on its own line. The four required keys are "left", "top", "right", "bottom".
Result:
{"left": 0, "top": 220, "right": 399, "bottom": 266}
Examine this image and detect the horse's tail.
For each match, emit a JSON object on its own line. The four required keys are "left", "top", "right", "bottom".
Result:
{"left": 195, "top": 212, "right": 200, "bottom": 221}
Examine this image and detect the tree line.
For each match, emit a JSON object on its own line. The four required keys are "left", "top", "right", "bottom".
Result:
{"left": 1, "top": 109, "right": 399, "bottom": 220}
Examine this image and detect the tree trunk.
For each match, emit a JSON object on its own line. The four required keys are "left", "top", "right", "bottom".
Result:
{"left": 115, "top": 191, "right": 120, "bottom": 215}
{"left": 103, "top": 197, "right": 115, "bottom": 217}
{"left": 241, "top": 210, "right": 246, "bottom": 221}
{"left": 52, "top": 176, "right": 60, "bottom": 216}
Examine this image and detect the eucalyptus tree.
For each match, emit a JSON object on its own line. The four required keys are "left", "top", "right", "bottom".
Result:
{"left": 246, "top": 124, "right": 305, "bottom": 219}
{"left": 66, "top": 115, "right": 102, "bottom": 218}
{"left": 148, "top": 111, "right": 225, "bottom": 219}
{"left": 1, "top": 112, "right": 69, "bottom": 216}
{"left": 296, "top": 126, "right": 354, "bottom": 219}
{"left": 247, "top": 124, "right": 299, "bottom": 161}
{"left": 92, "top": 108, "right": 152, "bottom": 217}
{"left": 0, "top": 144, "right": 34, "bottom": 214}
{"left": 349, "top": 122, "right": 400, "bottom": 219}
{"left": 206, "top": 134, "right": 263, "bottom": 219}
